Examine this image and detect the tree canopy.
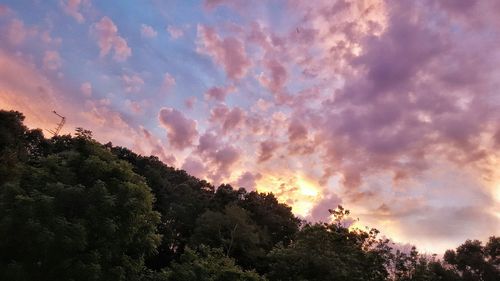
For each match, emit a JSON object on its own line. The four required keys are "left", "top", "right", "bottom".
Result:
{"left": 0, "top": 110, "right": 498, "bottom": 281}
{"left": 0, "top": 110, "right": 161, "bottom": 281}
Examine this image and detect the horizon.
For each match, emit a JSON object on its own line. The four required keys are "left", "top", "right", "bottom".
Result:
{"left": 1, "top": 0, "right": 499, "bottom": 254}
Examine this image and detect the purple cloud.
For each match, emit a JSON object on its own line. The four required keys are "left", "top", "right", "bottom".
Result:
{"left": 158, "top": 107, "right": 198, "bottom": 150}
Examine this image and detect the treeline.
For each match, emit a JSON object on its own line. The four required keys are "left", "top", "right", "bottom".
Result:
{"left": 0, "top": 110, "right": 498, "bottom": 281}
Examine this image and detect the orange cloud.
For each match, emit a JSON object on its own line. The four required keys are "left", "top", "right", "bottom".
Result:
{"left": 0, "top": 50, "right": 62, "bottom": 134}
{"left": 255, "top": 172, "right": 322, "bottom": 217}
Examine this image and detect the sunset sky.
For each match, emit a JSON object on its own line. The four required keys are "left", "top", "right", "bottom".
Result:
{"left": 1, "top": 0, "right": 499, "bottom": 253}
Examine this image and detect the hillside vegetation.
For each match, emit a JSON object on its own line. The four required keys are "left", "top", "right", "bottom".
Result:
{"left": 1, "top": 110, "right": 498, "bottom": 281}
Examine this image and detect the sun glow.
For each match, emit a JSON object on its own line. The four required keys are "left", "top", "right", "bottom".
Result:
{"left": 296, "top": 176, "right": 320, "bottom": 197}
{"left": 494, "top": 183, "right": 500, "bottom": 202}
{"left": 256, "top": 173, "right": 321, "bottom": 217}
{"left": 492, "top": 182, "right": 500, "bottom": 222}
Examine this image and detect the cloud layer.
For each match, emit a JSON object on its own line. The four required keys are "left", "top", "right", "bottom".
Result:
{"left": 1, "top": 0, "right": 499, "bottom": 254}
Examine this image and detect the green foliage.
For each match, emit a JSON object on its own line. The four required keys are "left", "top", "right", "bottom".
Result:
{"left": 266, "top": 206, "right": 390, "bottom": 281}
{"left": 190, "top": 204, "right": 268, "bottom": 269}
{"left": 391, "top": 248, "right": 461, "bottom": 281}
{"left": 484, "top": 236, "right": 499, "bottom": 266}
{"left": 0, "top": 110, "right": 48, "bottom": 185}
{"left": 163, "top": 246, "right": 264, "bottom": 281}
{"left": 0, "top": 111, "right": 161, "bottom": 281}
{"left": 111, "top": 146, "right": 215, "bottom": 269}
{"left": 390, "top": 237, "right": 500, "bottom": 281}
{"left": 110, "top": 148, "right": 300, "bottom": 272}
{"left": 1, "top": 110, "right": 499, "bottom": 281}
{"left": 444, "top": 238, "right": 500, "bottom": 281}
{"left": 238, "top": 191, "right": 300, "bottom": 249}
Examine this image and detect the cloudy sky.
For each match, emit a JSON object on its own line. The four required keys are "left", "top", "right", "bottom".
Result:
{"left": 1, "top": 0, "right": 499, "bottom": 253}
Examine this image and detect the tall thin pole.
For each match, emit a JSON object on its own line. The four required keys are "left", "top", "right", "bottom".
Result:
{"left": 46, "top": 110, "right": 66, "bottom": 137}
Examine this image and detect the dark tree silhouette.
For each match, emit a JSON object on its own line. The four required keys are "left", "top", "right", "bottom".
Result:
{"left": 0, "top": 111, "right": 160, "bottom": 281}
{"left": 1, "top": 110, "right": 498, "bottom": 281}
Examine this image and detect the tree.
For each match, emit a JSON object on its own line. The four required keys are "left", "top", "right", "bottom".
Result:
{"left": 267, "top": 206, "right": 390, "bottom": 281}
{"left": 0, "top": 112, "right": 161, "bottom": 281}
{"left": 484, "top": 236, "right": 499, "bottom": 266}
{"left": 110, "top": 146, "right": 214, "bottom": 269}
{"left": 238, "top": 191, "right": 300, "bottom": 249}
{"left": 444, "top": 238, "right": 500, "bottom": 281}
{"left": 163, "top": 246, "right": 264, "bottom": 281}
{"left": 391, "top": 249, "right": 461, "bottom": 281}
{"left": 189, "top": 204, "right": 268, "bottom": 269}
{"left": 0, "top": 110, "right": 48, "bottom": 185}
{"left": 3, "top": 110, "right": 499, "bottom": 281}
{"left": 108, "top": 150, "right": 300, "bottom": 273}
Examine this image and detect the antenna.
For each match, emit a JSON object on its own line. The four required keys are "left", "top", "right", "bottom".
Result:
{"left": 46, "top": 110, "right": 66, "bottom": 137}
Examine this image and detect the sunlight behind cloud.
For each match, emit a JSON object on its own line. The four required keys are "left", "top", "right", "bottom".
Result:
{"left": 296, "top": 176, "right": 320, "bottom": 197}
{"left": 493, "top": 181, "right": 500, "bottom": 222}
{"left": 493, "top": 181, "right": 500, "bottom": 202}
{"left": 3, "top": 0, "right": 500, "bottom": 256}
{"left": 256, "top": 173, "right": 321, "bottom": 217}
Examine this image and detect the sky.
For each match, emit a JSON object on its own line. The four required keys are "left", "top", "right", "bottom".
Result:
{"left": 1, "top": 0, "right": 499, "bottom": 254}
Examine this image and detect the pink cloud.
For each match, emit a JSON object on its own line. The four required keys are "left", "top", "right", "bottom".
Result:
{"left": 0, "top": 49, "right": 59, "bottom": 131}
{"left": 238, "top": 3, "right": 498, "bottom": 232}
{"left": 93, "top": 17, "right": 131, "bottom": 61}
{"left": 204, "top": 85, "right": 233, "bottom": 101}
{"left": 2, "top": 0, "right": 499, "bottom": 255}
{"left": 139, "top": 127, "right": 176, "bottom": 166}
{"left": 222, "top": 107, "right": 244, "bottom": 132}
{"left": 309, "top": 193, "right": 342, "bottom": 222}
{"left": 83, "top": 99, "right": 129, "bottom": 129}
{"left": 158, "top": 107, "right": 198, "bottom": 150}
{"left": 246, "top": 21, "right": 273, "bottom": 51}
{"left": 438, "top": 0, "right": 479, "bottom": 15}
{"left": 40, "top": 31, "right": 62, "bottom": 46}
{"left": 121, "top": 74, "right": 144, "bottom": 93}
{"left": 0, "top": 48, "right": 143, "bottom": 151}
{"left": 80, "top": 82, "right": 92, "bottom": 97}
{"left": 209, "top": 104, "right": 229, "bottom": 121}
{"left": 209, "top": 104, "right": 245, "bottom": 133}
{"left": 204, "top": 0, "right": 227, "bottom": 9}
{"left": 185, "top": 97, "right": 197, "bottom": 109}
{"left": 214, "top": 145, "right": 240, "bottom": 174}
{"left": 197, "top": 25, "right": 250, "bottom": 80}
{"left": 288, "top": 118, "right": 308, "bottom": 142}
{"left": 43, "top": 51, "right": 62, "bottom": 71}
{"left": 203, "top": 0, "right": 246, "bottom": 11}
{"left": 236, "top": 171, "right": 262, "bottom": 191}
{"left": 0, "top": 5, "right": 10, "bottom": 16}
{"left": 254, "top": 98, "right": 272, "bottom": 112}
{"left": 195, "top": 131, "right": 241, "bottom": 183}
{"left": 5, "top": 19, "right": 28, "bottom": 45}
{"left": 286, "top": 118, "right": 314, "bottom": 155}
{"left": 141, "top": 24, "right": 157, "bottom": 38}
{"left": 259, "top": 58, "right": 288, "bottom": 96}
{"left": 125, "top": 100, "right": 144, "bottom": 114}
{"left": 162, "top": 72, "right": 176, "bottom": 91}
{"left": 61, "top": 0, "right": 86, "bottom": 23}
{"left": 167, "top": 25, "right": 184, "bottom": 39}
{"left": 258, "top": 139, "right": 279, "bottom": 162}
{"left": 181, "top": 156, "right": 206, "bottom": 179}
{"left": 197, "top": 131, "right": 219, "bottom": 155}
